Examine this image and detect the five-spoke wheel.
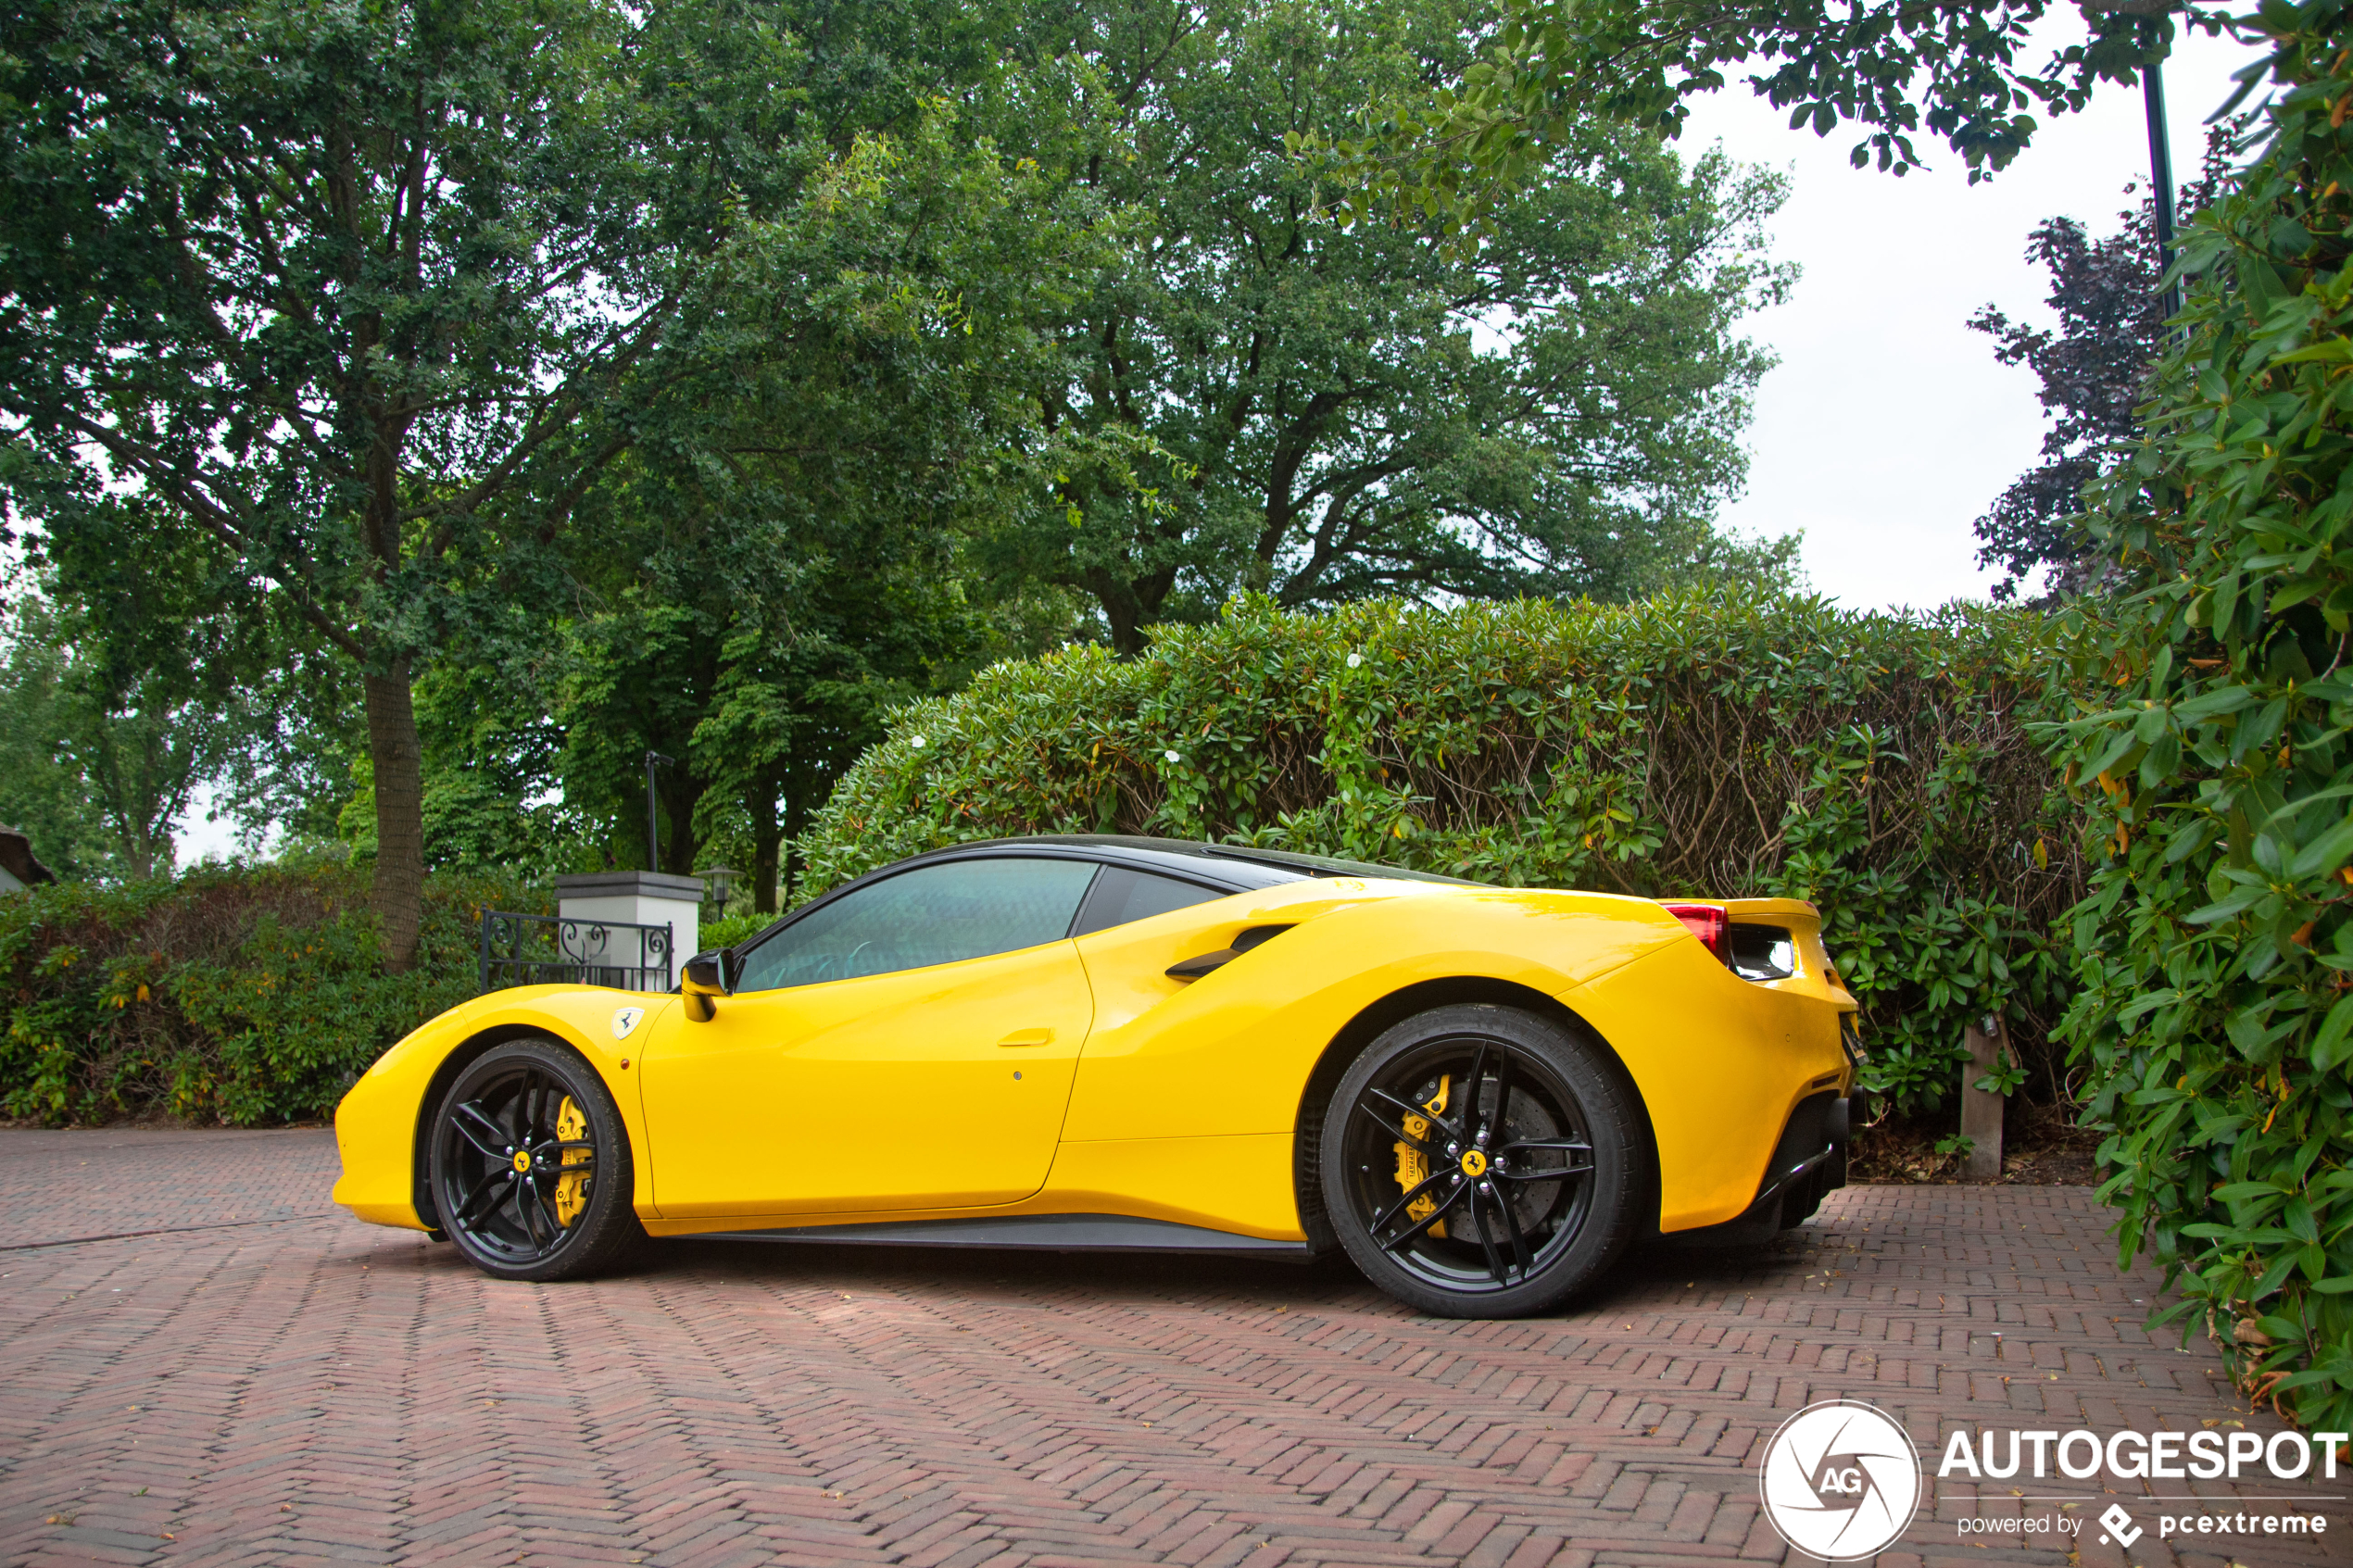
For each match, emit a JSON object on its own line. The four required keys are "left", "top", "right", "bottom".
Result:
{"left": 430, "top": 1039, "right": 644, "bottom": 1281}
{"left": 1321, "top": 1004, "right": 1642, "bottom": 1316}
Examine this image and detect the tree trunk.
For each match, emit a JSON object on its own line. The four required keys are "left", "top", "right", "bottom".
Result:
{"left": 663, "top": 773, "right": 703, "bottom": 878}
{"left": 1082, "top": 563, "right": 1178, "bottom": 659}
{"left": 1085, "top": 567, "right": 1148, "bottom": 659}
{"left": 750, "top": 772, "right": 781, "bottom": 914}
{"left": 364, "top": 660, "right": 426, "bottom": 973}
{"left": 783, "top": 780, "right": 810, "bottom": 907}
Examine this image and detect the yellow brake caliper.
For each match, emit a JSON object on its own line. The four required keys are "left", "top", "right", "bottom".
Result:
{"left": 553, "top": 1096, "right": 591, "bottom": 1227}
{"left": 1393, "top": 1074, "right": 1451, "bottom": 1240}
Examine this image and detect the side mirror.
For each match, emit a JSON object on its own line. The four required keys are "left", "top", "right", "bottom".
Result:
{"left": 682, "top": 951, "right": 728, "bottom": 1022}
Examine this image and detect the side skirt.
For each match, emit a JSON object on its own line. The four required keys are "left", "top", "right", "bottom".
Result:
{"left": 702, "top": 1211, "right": 1320, "bottom": 1262}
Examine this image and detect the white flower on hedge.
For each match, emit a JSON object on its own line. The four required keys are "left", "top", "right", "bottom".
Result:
{"left": 1164, "top": 749, "right": 1181, "bottom": 764}
{"left": 910, "top": 734, "right": 927, "bottom": 749}
{"left": 1346, "top": 651, "right": 1363, "bottom": 669}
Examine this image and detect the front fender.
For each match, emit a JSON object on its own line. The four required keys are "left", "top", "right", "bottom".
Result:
{"left": 331, "top": 987, "right": 671, "bottom": 1229}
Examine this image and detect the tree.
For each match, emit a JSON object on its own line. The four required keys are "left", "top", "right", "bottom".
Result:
{"left": 0, "top": 541, "right": 271, "bottom": 881}
{"left": 0, "top": 597, "right": 116, "bottom": 881}
{"left": 386, "top": 104, "right": 1113, "bottom": 906}
{"left": 0, "top": 0, "right": 724, "bottom": 967}
{"left": 996, "top": 0, "right": 1796, "bottom": 652}
{"left": 1969, "top": 149, "right": 2228, "bottom": 601}
{"left": 570, "top": 104, "right": 1114, "bottom": 904}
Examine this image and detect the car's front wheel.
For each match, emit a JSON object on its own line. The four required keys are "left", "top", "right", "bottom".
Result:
{"left": 428, "top": 1039, "right": 645, "bottom": 1281}
{"left": 1321, "top": 1004, "right": 1644, "bottom": 1317}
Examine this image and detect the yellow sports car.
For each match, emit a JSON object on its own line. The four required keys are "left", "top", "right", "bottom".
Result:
{"left": 333, "top": 835, "right": 1860, "bottom": 1315}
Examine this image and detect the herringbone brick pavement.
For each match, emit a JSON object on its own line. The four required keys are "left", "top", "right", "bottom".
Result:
{"left": 0, "top": 1130, "right": 2342, "bottom": 1567}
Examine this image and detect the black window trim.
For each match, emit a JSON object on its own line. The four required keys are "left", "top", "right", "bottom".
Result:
{"left": 1066, "top": 862, "right": 1235, "bottom": 940}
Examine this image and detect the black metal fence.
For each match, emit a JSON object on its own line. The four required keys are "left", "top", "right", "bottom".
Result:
{"left": 479, "top": 910, "right": 674, "bottom": 993}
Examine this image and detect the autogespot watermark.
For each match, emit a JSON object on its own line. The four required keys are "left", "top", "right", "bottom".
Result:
{"left": 1758, "top": 1401, "right": 1923, "bottom": 1560}
{"left": 1756, "top": 1399, "right": 2346, "bottom": 1556}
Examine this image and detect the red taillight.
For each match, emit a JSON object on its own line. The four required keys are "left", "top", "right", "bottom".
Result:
{"left": 1662, "top": 903, "right": 1728, "bottom": 963}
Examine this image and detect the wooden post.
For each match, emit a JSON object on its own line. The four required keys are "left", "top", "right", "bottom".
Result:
{"left": 1962, "top": 1014, "right": 2006, "bottom": 1181}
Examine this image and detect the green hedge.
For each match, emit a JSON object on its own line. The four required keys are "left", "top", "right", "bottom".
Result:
{"left": 799, "top": 591, "right": 2089, "bottom": 1113}
{"left": 0, "top": 861, "right": 540, "bottom": 1124}
{"left": 2045, "top": 4, "right": 2353, "bottom": 1436}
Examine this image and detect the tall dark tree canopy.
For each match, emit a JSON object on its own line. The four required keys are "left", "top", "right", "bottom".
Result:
{"left": 1969, "top": 157, "right": 2221, "bottom": 599}
{"left": 1969, "top": 204, "right": 2168, "bottom": 599}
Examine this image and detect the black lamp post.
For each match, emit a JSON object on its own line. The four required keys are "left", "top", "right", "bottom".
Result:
{"left": 2086, "top": 0, "right": 2185, "bottom": 318}
{"left": 645, "top": 751, "right": 673, "bottom": 873}
{"left": 2145, "top": 56, "right": 2183, "bottom": 321}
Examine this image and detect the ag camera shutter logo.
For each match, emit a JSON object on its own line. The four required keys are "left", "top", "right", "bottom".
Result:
{"left": 1758, "top": 1399, "right": 1923, "bottom": 1560}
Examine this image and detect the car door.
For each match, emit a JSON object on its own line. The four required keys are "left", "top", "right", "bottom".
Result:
{"left": 638, "top": 856, "right": 1101, "bottom": 1219}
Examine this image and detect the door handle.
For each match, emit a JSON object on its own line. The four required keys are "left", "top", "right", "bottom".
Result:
{"left": 997, "top": 1028, "right": 1053, "bottom": 1048}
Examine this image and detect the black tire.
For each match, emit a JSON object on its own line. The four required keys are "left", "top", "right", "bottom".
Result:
{"left": 428, "top": 1038, "right": 645, "bottom": 1282}
{"left": 1320, "top": 1004, "right": 1644, "bottom": 1317}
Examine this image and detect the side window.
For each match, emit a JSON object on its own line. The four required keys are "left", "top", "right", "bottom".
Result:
{"left": 1070, "top": 866, "right": 1223, "bottom": 936}
{"left": 733, "top": 858, "right": 1099, "bottom": 991}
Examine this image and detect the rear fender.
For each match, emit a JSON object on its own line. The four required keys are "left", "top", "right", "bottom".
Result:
{"left": 1567, "top": 939, "right": 1851, "bottom": 1231}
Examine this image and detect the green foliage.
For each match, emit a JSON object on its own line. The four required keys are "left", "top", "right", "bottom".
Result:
{"left": 1303, "top": 0, "right": 2203, "bottom": 232}
{"left": 701, "top": 909, "right": 776, "bottom": 951}
{"left": 2045, "top": 0, "right": 2353, "bottom": 1436}
{"left": 0, "top": 0, "right": 1810, "bottom": 916}
{"left": 0, "top": 595, "right": 117, "bottom": 880}
{"left": 800, "top": 591, "right": 2087, "bottom": 1114}
{"left": 997, "top": 0, "right": 1798, "bottom": 650}
{"left": 0, "top": 862, "right": 538, "bottom": 1124}
{"left": 0, "top": 0, "right": 700, "bottom": 965}
{"left": 0, "top": 510, "right": 320, "bottom": 879}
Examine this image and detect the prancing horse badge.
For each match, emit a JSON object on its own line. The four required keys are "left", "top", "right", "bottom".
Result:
{"left": 611, "top": 1005, "right": 645, "bottom": 1041}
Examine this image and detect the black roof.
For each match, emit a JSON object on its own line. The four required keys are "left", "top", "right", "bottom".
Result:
{"left": 719, "top": 834, "right": 1481, "bottom": 967}
{"left": 898, "top": 834, "right": 1482, "bottom": 891}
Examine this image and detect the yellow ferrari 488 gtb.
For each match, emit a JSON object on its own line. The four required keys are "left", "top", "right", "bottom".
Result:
{"left": 333, "top": 836, "right": 1861, "bottom": 1316}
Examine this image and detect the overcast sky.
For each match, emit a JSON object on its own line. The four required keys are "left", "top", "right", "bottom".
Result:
{"left": 1677, "top": 23, "right": 2269, "bottom": 610}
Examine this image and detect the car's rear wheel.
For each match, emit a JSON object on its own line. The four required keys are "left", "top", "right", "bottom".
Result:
{"left": 1321, "top": 1004, "right": 1643, "bottom": 1317}
{"left": 429, "top": 1039, "right": 644, "bottom": 1281}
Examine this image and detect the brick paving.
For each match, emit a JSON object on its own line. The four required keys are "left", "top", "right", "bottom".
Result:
{"left": 0, "top": 1130, "right": 2343, "bottom": 1568}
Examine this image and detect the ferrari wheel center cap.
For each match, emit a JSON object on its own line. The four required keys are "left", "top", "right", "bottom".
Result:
{"left": 512, "top": 1150, "right": 533, "bottom": 1173}
{"left": 1459, "top": 1149, "right": 1489, "bottom": 1178}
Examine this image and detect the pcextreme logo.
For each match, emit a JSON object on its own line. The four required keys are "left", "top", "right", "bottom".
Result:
{"left": 1757, "top": 1400, "right": 1924, "bottom": 1561}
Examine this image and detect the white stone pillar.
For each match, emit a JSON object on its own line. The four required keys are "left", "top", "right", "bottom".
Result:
{"left": 553, "top": 871, "right": 706, "bottom": 989}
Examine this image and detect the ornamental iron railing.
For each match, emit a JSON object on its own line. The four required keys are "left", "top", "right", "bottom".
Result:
{"left": 479, "top": 909, "right": 673, "bottom": 994}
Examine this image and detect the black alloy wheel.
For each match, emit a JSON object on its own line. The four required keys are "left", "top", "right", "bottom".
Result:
{"left": 1322, "top": 1004, "right": 1644, "bottom": 1317}
{"left": 429, "top": 1038, "right": 644, "bottom": 1282}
